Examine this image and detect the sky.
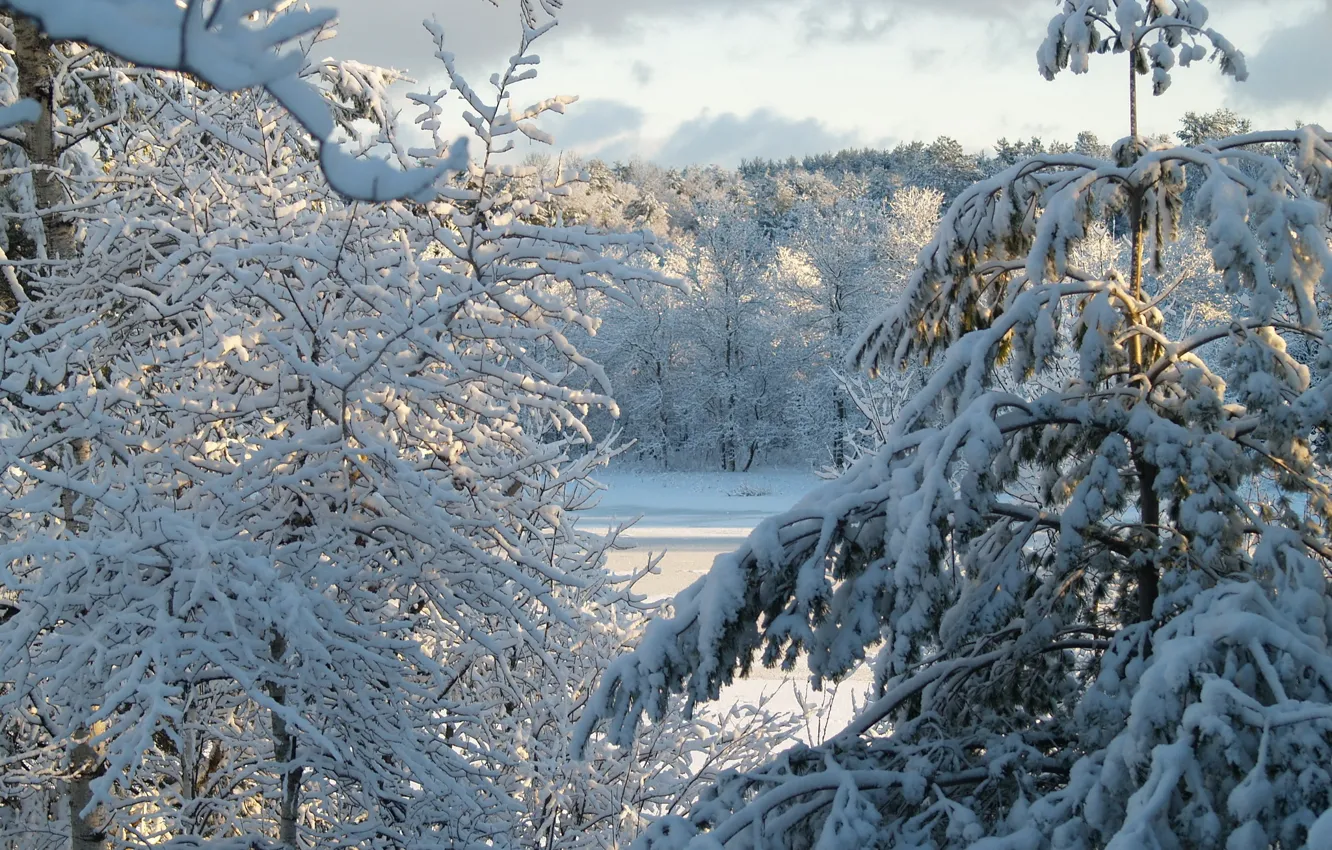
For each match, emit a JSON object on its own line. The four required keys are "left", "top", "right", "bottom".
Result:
{"left": 329, "top": 0, "right": 1331, "bottom": 167}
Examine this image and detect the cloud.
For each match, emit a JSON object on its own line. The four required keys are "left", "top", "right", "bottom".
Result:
{"left": 325, "top": 0, "right": 765, "bottom": 80}
{"left": 326, "top": 0, "right": 1051, "bottom": 78}
{"left": 652, "top": 109, "right": 860, "bottom": 166}
{"left": 1230, "top": 3, "right": 1332, "bottom": 115}
{"left": 630, "top": 61, "right": 654, "bottom": 86}
{"left": 549, "top": 99, "right": 645, "bottom": 150}
{"left": 798, "top": 0, "right": 1043, "bottom": 43}
{"left": 910, "top": 47, "right": 945, "bottom": 69}
{"left": 799, "top": 2, "right": 900, "bottom": 42}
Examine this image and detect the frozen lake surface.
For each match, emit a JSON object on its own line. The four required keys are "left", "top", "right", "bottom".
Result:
{"left": 584, "top": 469, "right": 819, "bottom": 598}
{"left": 582, "top": 468, "right": 873, "bottom": 745}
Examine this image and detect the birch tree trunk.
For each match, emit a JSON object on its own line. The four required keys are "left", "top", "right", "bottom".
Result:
{"left": 13, "top": 18, "right": 104, "bottom": 850}
{"left": 65, "top": 734, "right": 106, "bottom": 850}
{"left": 267, "top": 635, "right": 303, "bottom": 848}
{"left": 14, "top": 16, "right": 75, "bottom": 262}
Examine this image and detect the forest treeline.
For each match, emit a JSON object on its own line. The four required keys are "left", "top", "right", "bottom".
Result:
{"left": 546, "top": 107, "right": 1255, "bottom": 471}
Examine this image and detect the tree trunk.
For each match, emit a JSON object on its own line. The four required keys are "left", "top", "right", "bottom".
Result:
{"left": 14, "top": 16, "right": 74, "bottom": 263}
{"left": 267, "top": 635, "right": 303, "bottom": 848}
{"left": 833, "top": 286, "right": 846, "bottom": 469}
{"left": 65, "top": 728, "right": 106, "bottom": 850}
{"left": 17, "top": 15, "right": 91, "bottom": 534}
{"left": 833, "top": 395, "right": 846, "bottom": 470}
{"left": 656, "top": 360, "right": 670, "bottom": 470}
{"left": 1126, "top": 50, "right": 1160, "bottom": 625}
{"left": 15, "top": 18, "right": 90, "bottom": 530}
{"left": 1135, "top": 456, "right": 1160, "bottom": 622}
{"left": 723, "top": 318, "right": 737, "bottom": 472}
{"left": 14, "top": 19, "right": 107, "bottom": 849}
{"left": 742, "top": 440, "right": 758, "bottom": 473}
{"left": 1128, "top": 184, "right": 1160, "bottom": 625}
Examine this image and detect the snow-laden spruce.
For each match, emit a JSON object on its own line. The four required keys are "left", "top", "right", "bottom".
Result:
{"left": 0, "top": 13, "right": 789, "bottom": 850}
{"left": 576, "top": 2, "right": 1332, "bottom": 847}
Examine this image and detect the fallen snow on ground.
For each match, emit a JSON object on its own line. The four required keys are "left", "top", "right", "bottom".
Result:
{"left": 582, "top": 467, "right": 872, "bottom": 745}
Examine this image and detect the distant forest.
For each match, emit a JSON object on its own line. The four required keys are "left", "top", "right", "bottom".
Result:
{"left": 542, "top": 108, "right": 1259, "bottom": 471}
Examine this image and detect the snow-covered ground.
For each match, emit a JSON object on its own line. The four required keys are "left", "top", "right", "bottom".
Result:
{"left": 582, "top": 468, "right": 873, "bottom": 745}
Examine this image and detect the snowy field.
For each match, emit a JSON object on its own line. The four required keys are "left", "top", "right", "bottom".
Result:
{"left": 582, "top": 468, "right": 874, "bottom": 745}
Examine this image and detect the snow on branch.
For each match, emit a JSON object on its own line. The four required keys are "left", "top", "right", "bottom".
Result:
{"left": 5, "top": 0, "right": 467, "bottom": 200}
{"left": 1039, "top": 0, "right": 1247, "bottom": 94}
{"left": 575, "top": 112, "right": 1332, "bottom": 848}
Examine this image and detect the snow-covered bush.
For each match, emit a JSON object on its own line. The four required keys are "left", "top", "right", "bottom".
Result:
{"left": 577, "top": 2, "right": 1332, "bottom": 847}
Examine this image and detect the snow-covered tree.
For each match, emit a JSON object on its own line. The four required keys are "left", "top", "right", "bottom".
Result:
{"left": 0, "top": 12, "right": 786, "bottom": 850}
{"left": 780, "top": 197, "right": 886, "bottom": 469}
{"left": 833, "top": 186, "right": 943, "bottom": 458}
{"left": 0, "top": 31, "right": 544, "bottom": 849}
{"left": 1178, "top": 108, "right": 1253, "bottom": 146}
{"left": 578, "top": 282, "right": 689, "bottom": 468}
{"left": 676, "top": 198, "right": 790, "bottom": 471}
{"left": 577, "top": 2, "right": 1332, "bottom": 847}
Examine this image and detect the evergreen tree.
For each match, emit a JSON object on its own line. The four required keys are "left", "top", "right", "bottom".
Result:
{"left": 578, "top": 2, "right": 1332, "bottom": 847}
{"left": 1178, "top": 108, "right": 1254, "bottom": 146}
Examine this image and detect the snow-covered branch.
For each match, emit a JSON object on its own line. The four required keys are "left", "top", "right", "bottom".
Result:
{"left": 3, "top": 0, "right": 467, "bottom": 200}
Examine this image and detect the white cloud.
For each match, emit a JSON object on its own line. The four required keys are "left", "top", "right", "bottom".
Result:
{"left": 328, "top": 0, "right": 1045, "bottom": 77}
{"left": 631, "top": 61, "right": 654, "bottom": 86}
{"left": 1229, "top": 1, "right": 1331, "bottom": 120}
{"left": 549, "top": 99, "right": 645, "bottom": 151}
{"left": 651, "top": 109, "right": 862, "bottom": 166}
{"left": 324, "top": 0, "right": 1324, "bottom": 167}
